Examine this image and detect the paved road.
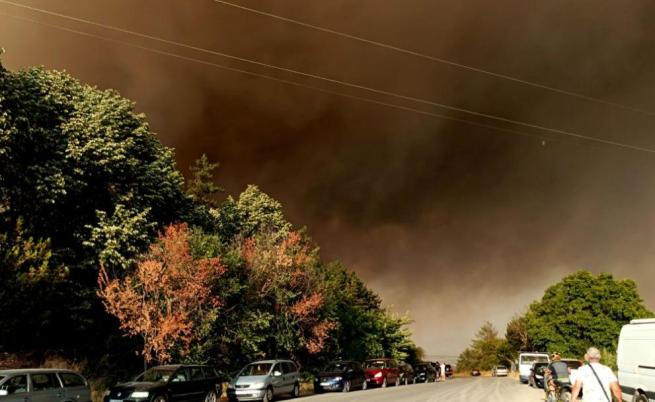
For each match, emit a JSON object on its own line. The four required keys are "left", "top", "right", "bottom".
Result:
{"left": 296, "top": 377, "right": 544, "bottom": 402}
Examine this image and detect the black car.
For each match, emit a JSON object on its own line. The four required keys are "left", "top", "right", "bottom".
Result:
{"left": 313, "top": 361, "right": 366, "bottom": 393}
{"left": 105, "top": 365, "right": 221, "bottom": 402}
{"left": 444, "top": 364, "right": 453, "bottom": 378}
{"left": 398, "top": 363, "right": 414, "bottom": 385}
{"left": 412, "top": 363, "right": 437, "bottom": 383}
{"left": 429, "top": 362, "right": 441, "bottom": 379}
{"left": 528, "top": 362, "right": 549, "bottom": 388}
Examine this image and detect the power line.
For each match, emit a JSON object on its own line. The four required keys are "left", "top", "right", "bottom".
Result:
{"left": 212, "top": 0, "right": 655, "bottom": 118}
{"left": 0, "top": 5, "right": 654, "bottom": 154}
{"left": 0, "top": 12, "right": 549, "bottom": 143}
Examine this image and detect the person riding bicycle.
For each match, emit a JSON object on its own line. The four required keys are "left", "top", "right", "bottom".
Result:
{"left": 545, "top": 353, "right": 570, "bottom": 400}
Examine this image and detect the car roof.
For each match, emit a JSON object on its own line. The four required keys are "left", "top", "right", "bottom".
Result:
{"left": 365, "top": 358, "right": 392, "bottom": 361}
{"left": 0, "top": 368, "right": 80, "bottom": 375}
{"left": 248, "top": 360, "right": 293, "bottom": 364}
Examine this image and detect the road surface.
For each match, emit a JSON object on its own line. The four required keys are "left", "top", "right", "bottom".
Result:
{"left": 297, "top": 377, "right": 544, "bottom": 402}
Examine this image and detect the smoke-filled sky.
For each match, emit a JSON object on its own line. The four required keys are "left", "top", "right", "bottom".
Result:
{"left": 2, "top": 0, "right": 655, "bottom": 358}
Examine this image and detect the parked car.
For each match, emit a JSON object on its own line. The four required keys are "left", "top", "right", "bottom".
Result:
{"left": 412, "top": 363, "right": 437, "bottom": 383}
{"left": 492, "top": 365, "right": 509, "bottom": 377}
{"left": 444, "top": 364, "right": 453, "bottom": 378}
{"left": 398, "top": 363, "right": 414, "bottom": 385}
{"left": 364, "top": 359, "right": 400, "bottom": 388}
{"left": 313, "top": 361, "right": 366, "bottom": 393}
{"left": 470, "top": 369, "right": 481, "bottom": 376}
{"left": 105, "top": 365, "right": 220, "bottom": 402}
{"left": 528, "top": 362, "right": 549, "bottom": 388}
{"left": 227, "top": 360, "right": 299, "bottom": 402}
{"left": 618, "top": 318, "right": 655, "bottom": 402}
{"left": 518, "top": 352, "right": 550, "bottom": 384}
{"left": 0, "top": 369, "right": 91, "bottom": 402}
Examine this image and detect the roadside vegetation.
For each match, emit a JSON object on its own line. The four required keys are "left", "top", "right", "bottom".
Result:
{"left": 0, "top": 60, "right": 421, "bottom": 386}
{"left": 457, "top": 271, "right": 652, "bottom": 371}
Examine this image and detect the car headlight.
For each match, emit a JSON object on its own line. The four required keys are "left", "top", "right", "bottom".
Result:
{"left": 250, "top": 382, "right": 266, "bottom": 390}
{"left": 129, "top": 391, "right": 150, "bottom": 399}
{"left": 374, "top": 372, "right": 382, "bottom": 378}
{"left": 334, "top": 377, "right": 342, "bottom": 382}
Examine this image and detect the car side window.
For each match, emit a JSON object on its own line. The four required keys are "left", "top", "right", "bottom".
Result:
{"left": 272, "top": 364, "right": 283, "bottom": 376}
{"left": 201, "top": 367, "right": 217, "bottom": 379}
{"left": 285, "top": 363, "right": 297, "bottom": 374}
{"left": 171, "top": 369, "right": 189, "bottom": 383}
{"left": 58, "top": 373, "right": 86, "bottom": 388}
{"left": 30, "top": 374, "right": 60, "bottom": 391}
{"left": 189, "top": 367, "right": 204, "bottom": 381}
{"left": 2, "top": 375, "right": 28, "bottom": 394}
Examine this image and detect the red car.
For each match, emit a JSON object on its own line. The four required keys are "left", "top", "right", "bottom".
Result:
{"left": 364, "top": 358, "right": 401, "bottom": 388}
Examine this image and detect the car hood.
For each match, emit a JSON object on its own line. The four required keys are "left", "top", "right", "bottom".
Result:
{"left": 317, "top": 371, "right": 346, "bottom": 378}
{"left": 235, "top": 375, "right": 269, "bottom": 385}
{"left": 111, "top": 382, "right": 162, "bottom": 395}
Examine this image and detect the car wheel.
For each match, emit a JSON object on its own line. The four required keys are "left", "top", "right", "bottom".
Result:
{"left": 382, "top": 377, "right": 388, "bottom": 388}
{"left": 262, "top": 387, "right": 274, "bottom": 402}
{"left": 291, "top": 382, "right": 300, "bottom": 398}
{"left": 362, "top": 380, "right": 368, "bottom": 390}
{"left": 635, "top": 394, "right": 649, "bottom": 402}
{"left": 153, "top": 396, "right": 167, "bottom": 402}
{"left": 204, "top": 391, "right": 217, "bottom": 402}
{"left": 342, "top": 380, "right": 351, "bottom": 393}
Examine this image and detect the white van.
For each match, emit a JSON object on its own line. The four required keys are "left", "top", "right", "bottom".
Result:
{"left": 518, "top": 352, "right": 550, "bottom": 384}
{"left": 618, "top": 318, "right": 655, "bottom": 402}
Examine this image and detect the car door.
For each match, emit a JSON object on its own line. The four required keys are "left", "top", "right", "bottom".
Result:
{"left": 29, "top": 373, "right": 63, "bottom": 402}
{"left": 269, "top": 364, "right": 285, "bottom": 395}
{"left": 1, "top": 374, "right": 30, "bottom": 402}
{"left": 186, "top": 367, "right": 206, "bottom": 402}
{"left": 167, "top": 368, "right": 193, "bottom": 402}
{"left": 57, "top": 372, "right": 89, "bottom": 402}
{"left": 284, "top": 363, "right": 298, "bottom": 392}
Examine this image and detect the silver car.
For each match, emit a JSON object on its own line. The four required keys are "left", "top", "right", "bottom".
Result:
{"left": 492, "top": 365, "right": 509, "bottom": 377}
{"left": 227, "top": 360, "right": 299, "bottom": 402}
{"left": 0, "top": 369, "right": 91, "bottom": 402}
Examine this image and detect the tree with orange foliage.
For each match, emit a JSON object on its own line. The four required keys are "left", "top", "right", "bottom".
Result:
{"left": 241, "top": 230, "right": 335, "bottom": 358}
{"left": 97, "top": 223, "right": 225, "bottom": 364}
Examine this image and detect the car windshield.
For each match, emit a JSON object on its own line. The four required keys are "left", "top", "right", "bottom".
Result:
{"left": 324, "top": 363, "right": 348, "bottom": 372}
{"left": 137, "top": 368, "right": 177, "bottom": 383}
{"left": 521, "top": 355, "right": 549, "bottom": 364}
{"left": 240, "top": 363, "right": 272, "bottom": 376}
{"left": 565, "top": 361, "right": 582, "bottom": 369}
{"left": 365, "top": 360, "right": 387, "bottom": 369}
{"left": 497, "top": 366, "right": 507, "bottom": 370}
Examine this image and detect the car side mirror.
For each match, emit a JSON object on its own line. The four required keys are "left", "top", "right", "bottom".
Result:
{"left": 273, "top": 371, "right": 282, "bottom": 377}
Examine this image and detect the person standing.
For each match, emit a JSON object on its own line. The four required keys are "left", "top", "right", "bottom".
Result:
{"left": 570, "top": 347, "right": 621, "bottom": 402}
{"left": 440, "top": 362, "right": 446, "bottom": 381}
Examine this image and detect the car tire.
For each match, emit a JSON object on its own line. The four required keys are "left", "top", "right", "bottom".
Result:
{"left": 291, "top": 382, "right": 300, "bottom": 398}
{"left": 342, "top": 380, "right": 351, "bottom": 393}
{"left": 262, "top": 387, "right": 274, "bottom": 402}
{"left": 153, "top": 396, "right": 167, "bottom": 402}
{"left": 635, "top": 394, "right": 649, "bottom": 402}
{"left": 382, "top": 377, "right": 387, "bottom": 388}
{"left": 204, "top": 391, "right": 217, "bottom": 402}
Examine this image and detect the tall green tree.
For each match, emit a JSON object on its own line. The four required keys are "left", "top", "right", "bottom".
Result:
{"left": 525, "top": 271, "right": 652, "bottom": 358}
{"left": 0, "top": 63, "right": 193, "bottom": 352}
{"left": 457, "top": 322, "right": 506, "bottom": 370}
{"left": 187, "top": 154, "right": 222, "bottom": 208}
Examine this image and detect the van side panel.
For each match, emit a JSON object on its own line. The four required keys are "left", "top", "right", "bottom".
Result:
{"left": 618, "top": 321, "right": 655, "bottom": 400}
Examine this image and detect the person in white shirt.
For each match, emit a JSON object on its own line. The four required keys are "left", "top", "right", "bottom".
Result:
{"left": 570, "top": 347, "right": 621, "bottom": 402}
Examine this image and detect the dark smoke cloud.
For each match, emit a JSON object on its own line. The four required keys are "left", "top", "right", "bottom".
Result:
{"left": 2, "top": 0, "right": 655, "bottom": 356}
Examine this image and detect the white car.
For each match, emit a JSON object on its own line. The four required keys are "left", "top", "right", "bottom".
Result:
{"left": 518, "top": 353, "right": 550, "bottom": 384}
{"left": 617, "top": 318, "right": 655, "bottom": 402}
{"left": 492, "top": 365, "right": 509, "bottom": 377}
